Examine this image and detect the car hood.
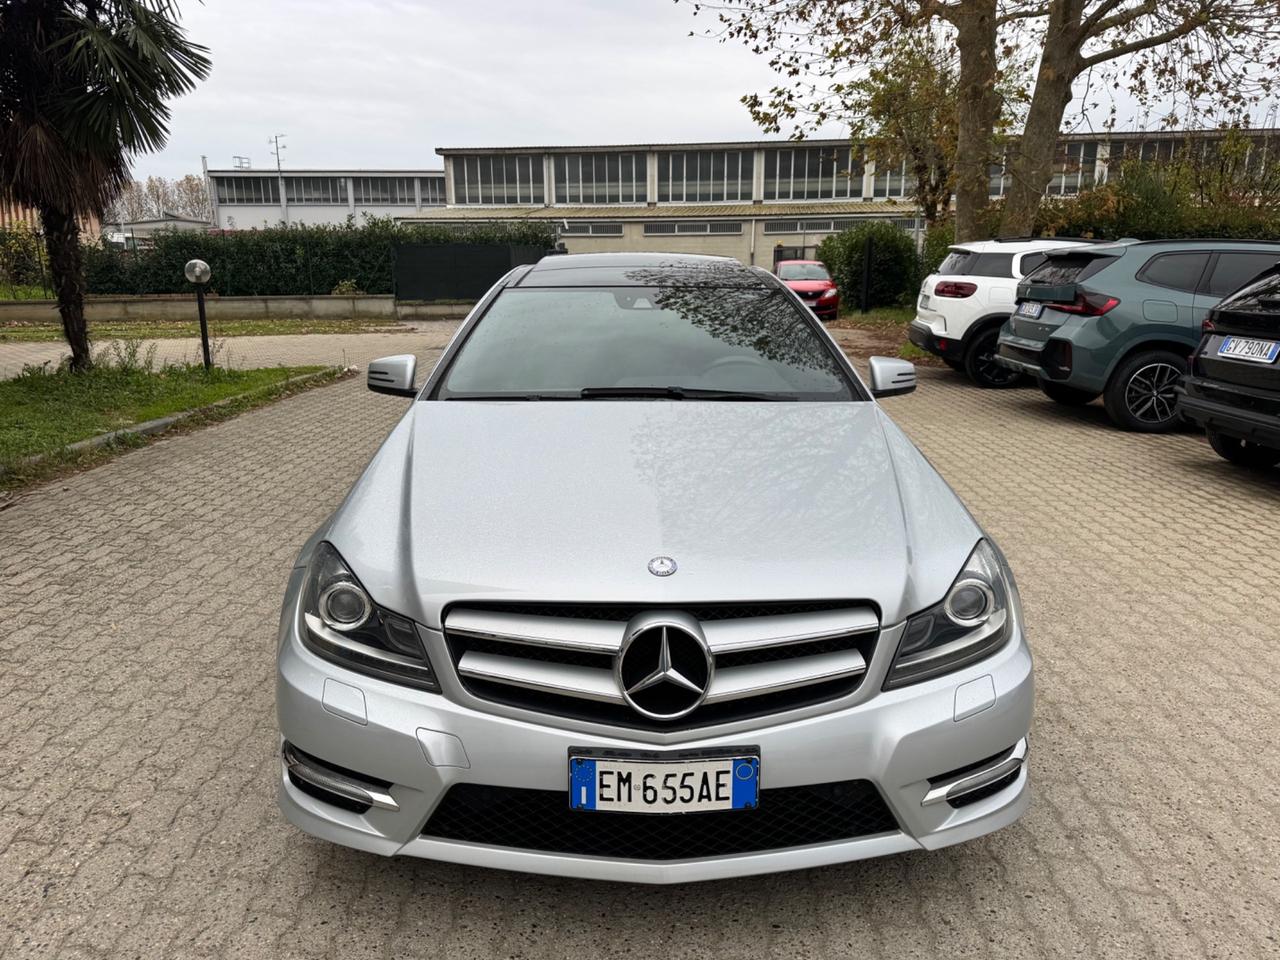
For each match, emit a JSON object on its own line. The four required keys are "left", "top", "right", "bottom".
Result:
{"left": 785, "top": 280, "right": 835, "bottom": 293}
{"left": 325, "top": 401, "right": 981, "bottom": 628}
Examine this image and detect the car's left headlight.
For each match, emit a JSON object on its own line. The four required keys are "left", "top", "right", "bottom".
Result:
{"left": 299, "top": 541, "right": 439, "bottom": 691}
{"left": 819, "top": 287, "right": 838, "bottom": 300}
{"left": 883, "top": 540, "right": 1014, "bottom": 690}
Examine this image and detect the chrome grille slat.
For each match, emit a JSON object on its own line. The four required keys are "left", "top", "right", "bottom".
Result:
{"left": 446, "top": 608, "right": 623, "bottom": 653}
{"left": 443, "top": 602, "right": 880, "bottom": 729}
{"left": 457, "top": 651, "right": 624, "bottom": 703}
{"left": 705, "top": 650, "right": 867, "bottom": 704}
{"left": 703, "top": 609, "right": 879, "bottom": 652}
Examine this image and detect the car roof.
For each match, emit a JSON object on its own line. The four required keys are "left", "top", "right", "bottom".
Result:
{"left": 950, "top": 237, "right": 1097, "bottom": 254}
{"left": 511, "top": 252, "right": 770, "bottom": 288}
{"left": 1036, "top": 237, "right": 1280, "bottom": 259}
{"left": 776, "top": 259, "right": 823, "bottom": 265}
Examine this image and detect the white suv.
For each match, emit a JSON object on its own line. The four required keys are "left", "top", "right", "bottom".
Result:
{"left": 909, "top": 238, "right": 1097, "bottom": 387}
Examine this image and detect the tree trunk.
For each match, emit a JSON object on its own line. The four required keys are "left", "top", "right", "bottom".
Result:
{"left": 998, "top": 10, "right": 1084, "bottom": 236}
{"left": 39, "top": 205, "right": 92, "bottom": 372}
{"left": 950, "top": 0, "right": 1000, "bottom": 243}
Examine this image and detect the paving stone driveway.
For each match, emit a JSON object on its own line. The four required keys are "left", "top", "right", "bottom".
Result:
{"left": 2, "top": 325, "right": 1278, "bottom": 959}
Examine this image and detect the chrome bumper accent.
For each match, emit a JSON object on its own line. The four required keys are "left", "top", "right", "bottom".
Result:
{"left": 921, "top": 737, "right": 1027, "bottom": 807}
{"left": 281, "top": 741, "right": 399, "bottom": 812}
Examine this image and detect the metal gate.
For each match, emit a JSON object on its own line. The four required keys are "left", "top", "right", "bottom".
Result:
{"left": 393, "top": 243, "right": 551, "bottom": 301}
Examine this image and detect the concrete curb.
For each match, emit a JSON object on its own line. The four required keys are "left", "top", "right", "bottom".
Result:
{"left": 1, "top": 365, "right": 352, "bottom": 478}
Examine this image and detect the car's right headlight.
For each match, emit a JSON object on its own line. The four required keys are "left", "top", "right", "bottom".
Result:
{"left": 299, "top": 541, "right": 439, "bottom": 691}
{"left": 883, "top": 540, "right": 1014, "bottom": 690}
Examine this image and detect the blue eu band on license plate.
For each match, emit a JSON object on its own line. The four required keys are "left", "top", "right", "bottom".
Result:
{"left": 570, "top": 756, "right": 760, "bottom": 813}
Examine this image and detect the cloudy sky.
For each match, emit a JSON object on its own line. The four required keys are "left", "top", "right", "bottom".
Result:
{"left": 143, "top": 0, "right": 841, "bottom": 178}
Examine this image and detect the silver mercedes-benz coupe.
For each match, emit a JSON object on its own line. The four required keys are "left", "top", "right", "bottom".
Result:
{"left": 276, "top": 253, "right": 1033, "bottom": 883}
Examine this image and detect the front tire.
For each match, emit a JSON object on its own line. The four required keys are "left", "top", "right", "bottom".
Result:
{"left": 964, "top": 328, "right": 1022, "bottom": 388}
{"left": 1039, "top": 380, "right": 1098, "bottom": 406}
{"left": 1103, "top": 349, "right": 1187, "bottom": 432}
{"left": 1207, "top": 429, "right": 1280, "bottom": 468}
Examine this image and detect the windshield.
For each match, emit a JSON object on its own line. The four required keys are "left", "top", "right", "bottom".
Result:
{"left": 777, "top": 263, "right": 831, "bottom": 281}
{"left": 435, "top": 286, "right": 858, "bottom": 401}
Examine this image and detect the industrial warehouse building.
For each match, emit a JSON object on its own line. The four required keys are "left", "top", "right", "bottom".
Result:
{"left": 204, "top": 129, "right": 1278, "bottom": 266}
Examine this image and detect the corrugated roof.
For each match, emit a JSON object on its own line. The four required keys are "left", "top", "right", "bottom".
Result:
{"left": 397, "top": 200, "right": 917, "bottom": 221}
{"left": 207, "top": 169, "right": 444, "bottom": 177}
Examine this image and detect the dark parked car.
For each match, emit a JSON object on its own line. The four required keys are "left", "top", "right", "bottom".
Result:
{"left": 996, "top": 239, "right": 1280, "bottom": 432}
{"left": 1176, "top": 266, "right": 1280, "bottom": 468}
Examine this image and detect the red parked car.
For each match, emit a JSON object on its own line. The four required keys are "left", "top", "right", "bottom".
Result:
{"left": 775, "top": 260, "right": 840, "bottom": 320}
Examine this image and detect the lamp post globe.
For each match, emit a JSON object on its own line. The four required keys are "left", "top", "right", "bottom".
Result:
{"left": 184, "top": 259, "right": 211, "bottom": 285}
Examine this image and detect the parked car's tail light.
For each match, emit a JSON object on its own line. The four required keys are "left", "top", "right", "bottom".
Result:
{"left": 934, "top": 281, "right": 978, "bottom": 299}
{"left": 301, "top": 542, "right": 439, "bottom": 690}
{"left": 883, "top": 540, "right": 1013, "bottom": 690}
{"left": 1055, "top": 292, "right": 1119, "bottom": 316}
{"left": 1202, "top": 317, "right": 1215, "bottom": 333}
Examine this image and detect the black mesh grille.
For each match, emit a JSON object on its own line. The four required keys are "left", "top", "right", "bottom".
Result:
{"left": 422, "top": 780, "right": 898, "bottom": 859}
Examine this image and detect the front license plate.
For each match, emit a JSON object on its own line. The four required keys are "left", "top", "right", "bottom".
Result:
{"left": 570, "top": 755, "right": 760, "bottom": 813}
{"left": 1218, "top": 336, "right": 1280, "bottom": 364}
{"left": 1015, "top": 300, "right": 1043, "bottom": 319}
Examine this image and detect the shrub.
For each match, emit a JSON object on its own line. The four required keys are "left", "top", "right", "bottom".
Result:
{"left": 817, "top": 221, "right": 921, "bottom": 309}
{"left": 81, "top": 216, "right": 557, "bottom": 297}
{"left": 921, "top": 220, "right": 954, "bottom": 276}
{"left": 330, "top": 279, "right": 362, "bottom": 295}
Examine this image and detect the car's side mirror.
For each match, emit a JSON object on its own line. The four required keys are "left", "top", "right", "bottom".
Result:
{"left": 868, "top": 356, "right": 917, "bottom": 398}
{"left": 367, "top": 355, "right": 418, "bottom": 397}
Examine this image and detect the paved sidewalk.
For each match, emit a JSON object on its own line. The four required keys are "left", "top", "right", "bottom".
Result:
{"left": 1, "top": 335, "right": 1278, "bottom": 959}
{"left": 0, "top": 322, "right": 460, "bottom": 378}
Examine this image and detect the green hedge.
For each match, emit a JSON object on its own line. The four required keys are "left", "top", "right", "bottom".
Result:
{"left": 82, "top": 217, "right": 557, "bottom": 297}
{"left": 816, "top": 221, "right": 921, "bottom": 309}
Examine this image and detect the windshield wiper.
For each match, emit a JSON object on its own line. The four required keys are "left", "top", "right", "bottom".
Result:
{"left": 442, "top": 392, "right": 578, "bottom": 401}
{"left": 579, "top": 386, "right": 796, "bottom": 401}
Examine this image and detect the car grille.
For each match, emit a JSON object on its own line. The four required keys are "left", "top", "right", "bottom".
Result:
{"left": 421, "top": 780, "right": 898, "bottom": 859}
{"left": 443, "top": 601, "right": 880, "bottom": 730}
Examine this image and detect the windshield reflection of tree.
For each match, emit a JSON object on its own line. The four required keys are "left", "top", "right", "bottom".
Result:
{"left": 619, "top": 263, "right": 841, "bottom": 378}
{"left": 628, "top": 402, "right": 896, "bottom": 561}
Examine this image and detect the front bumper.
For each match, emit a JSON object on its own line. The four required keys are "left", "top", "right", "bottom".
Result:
{"left": 276, "top": 576, "right": 1034, "bottom": 883}
{"left": 1176, "top": 376, "right": 1280, "bottom": 446}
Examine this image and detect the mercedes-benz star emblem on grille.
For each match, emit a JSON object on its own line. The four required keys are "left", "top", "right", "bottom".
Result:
{"left": 616, "top": 619, "right": 712, "bottom": 720}
{"left": 647, "top": 556, "right": 677, "bottom": 577}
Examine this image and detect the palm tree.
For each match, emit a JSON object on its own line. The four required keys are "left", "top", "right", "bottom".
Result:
{"left": 0, "top": 1, "right": 210, "bottom": 371}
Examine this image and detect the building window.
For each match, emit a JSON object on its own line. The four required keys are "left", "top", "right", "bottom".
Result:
{"left": 452, "top": 155, "right": 545, "bottom": 205}
{"left": 1046, "top": 141, "right": 1098, "bottom": 196}
{"left": 420, "top": 176, "right": 445, "bottom": 205}
{"left": 763, "top": 146, "right": 862, "bottom": 201}
{"left": 559, "top": 222, "right": 624, "bottom": 237}
{"left": 352, "top": 177, "right": 416, "bottom": 205}
{"left": 642, "top": 221, "right": 743, "bottom": 235}
{"left": 763, "top": 217, "right": 864, "bottom": 235}
{"left": 872, "top": 158, "right": 909, "bottom": 199}
{"left": 214, "top": 176, "right": 280, "bottom": 205}
{"left": 284, "top": 177, "right": 348, "bottom": 204}
{"left": 656, "top": 150, "right": 754, "bottom": 202}
{"left": 554, "top": 153, "right": 647, "bottom": 204}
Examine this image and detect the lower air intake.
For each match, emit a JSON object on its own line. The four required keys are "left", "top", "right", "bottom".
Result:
{"left": 421, "top": 780, "right": 898, "bottom": 859}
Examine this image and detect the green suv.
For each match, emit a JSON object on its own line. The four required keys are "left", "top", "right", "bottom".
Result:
{"left": 995, "top": 240, "right": 1280, "bottom": 431}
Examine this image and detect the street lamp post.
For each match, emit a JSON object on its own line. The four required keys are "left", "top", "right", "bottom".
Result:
{"left": 184, "top": 259, "right": 212, "bottom": 371}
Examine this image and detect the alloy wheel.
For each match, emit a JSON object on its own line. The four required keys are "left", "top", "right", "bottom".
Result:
{"left": 1124, "top": 362, "right": 1182, "bottom": 425}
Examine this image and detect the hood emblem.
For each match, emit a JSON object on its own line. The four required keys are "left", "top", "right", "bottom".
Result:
{"left": 616, "top": 618, "right": 712, "bottom": 720}
{"left": 647, "top": 556, "right": 677, "bottom": 577}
